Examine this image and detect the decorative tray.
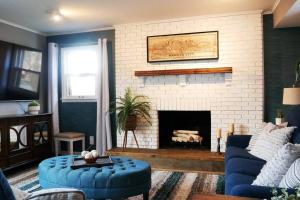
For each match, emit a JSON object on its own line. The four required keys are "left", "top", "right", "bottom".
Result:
{"left": 71, "top": 156, "right": 114, "bottom": 169}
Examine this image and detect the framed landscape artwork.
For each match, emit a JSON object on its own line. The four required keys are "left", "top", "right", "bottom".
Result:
{"left": 147, "top": 31, "right": 219, "bottom": 62}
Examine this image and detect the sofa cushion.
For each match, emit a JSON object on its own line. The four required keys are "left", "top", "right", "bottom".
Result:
{"left": 226, "top": 158, "right": 265, "bottom": 177}
{"left": 225, "top": 146, "right": 265, "bottom": 163}
{"left": 246, "top": 122, "right": 287, "bottom": 151}
{"left": 252, "top": 143, "right": 300, "bottom": 187}
{"left": 250, "top": 127, "right": 295, "bottom": 161}
{"left": 279, "top": 158, "right": 300, "bottom": 188}
{"left": 225, "top": 173, "right": 255, "bottom": 195}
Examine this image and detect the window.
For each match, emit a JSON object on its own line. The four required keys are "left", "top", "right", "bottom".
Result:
{"left": 61, "top": 45, "right": 99, "bottom": 101}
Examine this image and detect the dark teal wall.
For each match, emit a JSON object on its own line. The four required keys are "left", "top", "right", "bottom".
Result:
{"left": 47, "top": 30, "right": 116, "bottom": 150}
{"left": 264, "top": 15, "right": 300, "bottom": 122}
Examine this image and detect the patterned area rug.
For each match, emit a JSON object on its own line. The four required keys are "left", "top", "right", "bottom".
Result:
{"left": 8, "top": 167, "right": 225, "bottom": 200}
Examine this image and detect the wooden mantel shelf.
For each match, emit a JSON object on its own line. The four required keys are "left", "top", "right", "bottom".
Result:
{"left": 134, "top": 67, "right": 232, "bottom": 77}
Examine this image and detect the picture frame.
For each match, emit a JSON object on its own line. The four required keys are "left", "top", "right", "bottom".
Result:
{"left": 147, "top": 31, "right": 219, "bottom": 63}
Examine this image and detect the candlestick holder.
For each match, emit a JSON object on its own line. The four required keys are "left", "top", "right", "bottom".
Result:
{"left": 217, "top": 138, "right": 221, "bottom": 154}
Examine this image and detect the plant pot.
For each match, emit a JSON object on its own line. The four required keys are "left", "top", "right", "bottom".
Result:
{"left": 28, "top": 105, "right": 40, "bottom": 115}
{"left": 275, "top": 118, "right": 284, "bottom": 125}
{"left": 125, "top": 115, "right": 137, "bottom": 131}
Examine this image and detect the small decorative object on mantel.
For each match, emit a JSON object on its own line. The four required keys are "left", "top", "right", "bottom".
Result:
{"left": 28, "top": 100, "right": 40, "bottom": 115}
{"left": 275, "top": 109, "right": 284, "bottom": 125}
{"left": 222, "top": 131, "right": 229, "bottom": 144}
{"left": 147, "top": 31, "right": 219, "bottom": 62}
{"left": 111, "top": 87, "right": 151, "bottom": 150}
{"left": 228, "top": 123, "right": 234, "bottom": 135}
{"left": 216, "top": 128, "right": 222, "bottom": 154}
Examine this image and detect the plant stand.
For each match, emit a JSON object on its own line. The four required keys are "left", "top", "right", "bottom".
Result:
{"left": 123, "top": 129, "right": 139, "bottom": 149}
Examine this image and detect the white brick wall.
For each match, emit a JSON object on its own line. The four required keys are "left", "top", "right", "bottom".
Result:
{"left": 115, "top": 11, "right": 264, "bottom": 152}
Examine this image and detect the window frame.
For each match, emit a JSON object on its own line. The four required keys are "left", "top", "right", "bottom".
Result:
{"left": 9, "top": 46, "right": 42, "bottom": 98}
{"left": 60, "top": 45, "right": 99, "bottom": 102}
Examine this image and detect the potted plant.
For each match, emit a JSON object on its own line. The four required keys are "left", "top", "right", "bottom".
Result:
{"left": 113, "top": 87, "right": 151, "bottom": 132}
{"left": 275, "top": 109, "right": 284, "bottom": 125}
{"left": 28, "top": 100, "right": 40, "bottom": 115}
{"left": 111, "top": 88, "right": 151, "bottom": 148}
{"left": 271, "top": 187, "right": 300, "bottom": 200}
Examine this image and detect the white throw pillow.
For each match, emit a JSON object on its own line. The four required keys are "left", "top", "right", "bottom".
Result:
{"left": 250, "top": 126, "right": 295, "bottom": 161}
{"left": 279, "top": 158, "right": 300, "bottom": 188}
{"left": 247, "top": 122, "right": 270, "bottom": 151}
{"left": 246, "top": 122, "right": 288, "bottom": 151}
{"left": 252, "top": 143, "right": 300, "bottom": 187}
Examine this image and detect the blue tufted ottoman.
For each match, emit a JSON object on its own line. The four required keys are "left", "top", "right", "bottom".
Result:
{"left": 39, "top": 155, "right": 151, "bottom": 200}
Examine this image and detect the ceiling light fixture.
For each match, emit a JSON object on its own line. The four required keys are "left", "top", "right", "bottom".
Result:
{"left": 47, "top": 9, "right": 63, "bottom": 22}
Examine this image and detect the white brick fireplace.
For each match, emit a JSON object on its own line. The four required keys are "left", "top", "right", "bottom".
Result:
{"left": 115, "top": 11, "right": 264, "bottom": 152}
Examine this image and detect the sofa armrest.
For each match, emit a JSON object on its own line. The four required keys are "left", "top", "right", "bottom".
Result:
{"left": 25, "top": 188, "right": 86, "bottom": 200}
{"left": 231, "top": 184, "right": 296, "bottom": 199}
{"left": 226, "top": 135, "right": 252, "bottom": 149}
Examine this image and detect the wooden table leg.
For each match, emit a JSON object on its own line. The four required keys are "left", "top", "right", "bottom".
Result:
{"left": 123, "top": 131, "right": 128, "bottom": 150}
{"left": 132, "top": 130, "right": 139, "bottom": 148}
{"left": 125, "top": 131, "right": 127, "bottom": 149}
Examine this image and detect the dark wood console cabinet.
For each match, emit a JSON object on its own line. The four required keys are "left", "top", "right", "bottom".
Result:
{"left": 0, "top": 113, "right": 53, "bottom": 170}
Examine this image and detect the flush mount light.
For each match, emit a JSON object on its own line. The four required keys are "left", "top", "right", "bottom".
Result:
{"left": 47, "top": 9, "right": 63, "bottom": 22}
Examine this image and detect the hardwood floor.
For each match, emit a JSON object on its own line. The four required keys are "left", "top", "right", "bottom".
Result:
{"left": 106, "top": 148, "right": 224, "bottom": 174}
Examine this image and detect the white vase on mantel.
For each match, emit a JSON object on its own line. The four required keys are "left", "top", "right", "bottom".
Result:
{"left": 275, "top": 118, "right": 284, "bottom": 125}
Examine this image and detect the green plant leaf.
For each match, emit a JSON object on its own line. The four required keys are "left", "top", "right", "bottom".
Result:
{"left": 110, "top": 87, "right": 152, "bottom": 133}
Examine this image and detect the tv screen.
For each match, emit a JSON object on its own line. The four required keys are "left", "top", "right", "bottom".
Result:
{"left": 0, "top": 41, "right": 42, "bottom": 101}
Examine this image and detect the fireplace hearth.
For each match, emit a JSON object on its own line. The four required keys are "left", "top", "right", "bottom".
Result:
{"left": 158, "top": 111, "right": 211, "bottom": 149}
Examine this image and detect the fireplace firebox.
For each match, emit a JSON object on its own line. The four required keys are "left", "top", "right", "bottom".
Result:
{"left": 158, "top": 111, "right": 211, "bottom": 149}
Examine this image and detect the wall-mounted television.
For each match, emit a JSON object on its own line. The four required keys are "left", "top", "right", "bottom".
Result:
{"left": 0, "top": 40, "right": 43, "bottom": 101}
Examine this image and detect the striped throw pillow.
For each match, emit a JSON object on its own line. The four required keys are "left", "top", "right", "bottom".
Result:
{"left": 279, "top": 158, "right": 300, "bottom": 188}
{"left": 250, "top": 126, "right": 295, "bottom": 161}
{"left": 252, "top": 143, "right": 300, "bottom": 187}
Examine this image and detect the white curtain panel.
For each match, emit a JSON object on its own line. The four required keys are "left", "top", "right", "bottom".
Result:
{"left": 48, "top": 43, "right": 60, "bottom": 135}
{"left": 96, "top": 38, "right": 112, "bottom": 155}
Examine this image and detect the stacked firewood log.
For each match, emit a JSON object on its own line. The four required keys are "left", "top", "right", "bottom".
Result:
{"left": 171, "top": 130, "right": 203, "bottom": 144}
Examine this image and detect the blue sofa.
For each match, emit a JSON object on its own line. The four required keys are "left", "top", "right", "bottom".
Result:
{"left": 225, "top": 108, "right": 300, "bottom": 199}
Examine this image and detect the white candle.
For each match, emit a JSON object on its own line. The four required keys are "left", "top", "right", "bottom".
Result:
{"left": 223, "top": 131, "right": 229, "bottom": 142}
{"left": 217, "top": 128, "right": 222, "bottom": 139}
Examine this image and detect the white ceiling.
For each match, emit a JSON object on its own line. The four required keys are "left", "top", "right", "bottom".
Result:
{"left": 0, "top": 0, "right": 277, "bottom": 35}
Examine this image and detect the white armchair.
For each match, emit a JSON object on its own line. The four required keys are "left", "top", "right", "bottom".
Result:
{"left": 12, "top": 187, "right": 86, "bottom": 200}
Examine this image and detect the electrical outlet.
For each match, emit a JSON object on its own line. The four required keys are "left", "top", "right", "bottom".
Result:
{"left": 89, "top": 136, "right": 94, "bottom": 145}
